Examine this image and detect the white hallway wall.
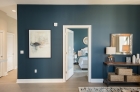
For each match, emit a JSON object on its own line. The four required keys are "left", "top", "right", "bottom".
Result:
{"left": 0, "top": 10, "right": 17, "bottom": 75}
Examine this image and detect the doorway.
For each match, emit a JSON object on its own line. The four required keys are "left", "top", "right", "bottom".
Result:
{"left": 0, "top": 32, "right": 17, "bottom": 83}
{"left": 63, "top": 25, "right": 92, "bottom": 82}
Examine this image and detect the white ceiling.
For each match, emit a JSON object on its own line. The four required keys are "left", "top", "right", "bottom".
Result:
{"left": 0, "top": 0, "right": 140, "bottom": 20}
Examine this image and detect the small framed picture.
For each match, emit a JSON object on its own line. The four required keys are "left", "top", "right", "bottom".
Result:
{"left": 126, "top": 57, "right": 131, "bottom": 63}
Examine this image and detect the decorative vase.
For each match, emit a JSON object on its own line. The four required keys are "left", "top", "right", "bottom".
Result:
{"left": 136, "top": 54, "right": 140, "bottom": 63}
{"left": 132, "top": 55, "right": 136, "bottom": 64}
{"left": 137, "top": 54, "right": 139, "bottom": 59}
{"left": 139, "top": 59, "right": 140, "bottom": 64}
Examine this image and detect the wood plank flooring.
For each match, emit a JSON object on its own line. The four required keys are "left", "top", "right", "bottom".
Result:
{"left": 0, "top": 69, "right": 139, "bottom": 92}
{"left": 0, "top": 69, "right": 17, "bottom": 83}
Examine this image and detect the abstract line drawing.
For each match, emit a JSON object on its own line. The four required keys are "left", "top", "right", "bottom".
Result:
{"left": 29, "top": 30, "right": 51, "bottom": 58}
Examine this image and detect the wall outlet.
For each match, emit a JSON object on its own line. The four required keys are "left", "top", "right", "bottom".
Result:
{"left": 20, "top": 50, "right": 24, "bottom": 54}
{"left": 34, "top": 69, "right": 37, "bottom": 73}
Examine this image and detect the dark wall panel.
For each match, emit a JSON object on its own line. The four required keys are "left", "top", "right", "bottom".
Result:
{"left": 18, "top": 5, "right": 140, "bottom": 79}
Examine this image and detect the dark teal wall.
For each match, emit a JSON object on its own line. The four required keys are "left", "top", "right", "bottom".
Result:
{"left": 70, "top": 29, "right": 87, "bottom": 53}
{"left": 17, "top": 5, "right": 140, "bottom": 79}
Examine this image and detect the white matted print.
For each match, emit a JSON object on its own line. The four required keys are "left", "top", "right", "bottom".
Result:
{"left": 29, "top": 30, "right": 51, "bottom": 58}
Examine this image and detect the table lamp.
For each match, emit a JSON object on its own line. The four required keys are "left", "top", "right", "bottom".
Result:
{"left": 106, "top": 47, "right": 116, "bottom": 62}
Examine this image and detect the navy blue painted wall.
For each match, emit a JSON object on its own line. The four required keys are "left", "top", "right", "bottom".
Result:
{"left": 70, "top": 29, "right": 87, "bottom": 53}
{"left": 18, "top": 5, "right": 140, "bottom": 79}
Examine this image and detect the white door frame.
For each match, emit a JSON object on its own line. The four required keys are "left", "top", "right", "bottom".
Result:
{"left": 63, "top": 25, "right": 92, "bottom": 82}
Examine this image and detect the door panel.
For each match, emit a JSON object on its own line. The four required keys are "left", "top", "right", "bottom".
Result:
{"left": 0, "top": 32, "right": 3, "bottom": 60}
{"left": 7, "top": 33, "right": 14, "bottom": 72}
{"left": 66, "top": 29, "right": 74, "bottom": 80}
{"left": 0, "top": 31, "right": 4, "bottom": 77}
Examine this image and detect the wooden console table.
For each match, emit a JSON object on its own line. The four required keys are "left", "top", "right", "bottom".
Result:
{"left": 103, "top": 62, "right": 140, "bottom": 86}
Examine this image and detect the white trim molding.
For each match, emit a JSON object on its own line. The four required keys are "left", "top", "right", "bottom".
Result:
{"left": 17, "top": 79, "right": 64, "bottom": 83}
{"left": 91, "top": 79, "right": 103, "bottom": 83}
{"left": 63, "top": 25, "right": 92, "bottom": 82}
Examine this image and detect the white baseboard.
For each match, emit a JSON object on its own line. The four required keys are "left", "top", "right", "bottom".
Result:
{"left": 90, "top": 79, "right": 103, "bottom": 83}
{"left": 17, "top": 79, "right": 64, "bottom": 83}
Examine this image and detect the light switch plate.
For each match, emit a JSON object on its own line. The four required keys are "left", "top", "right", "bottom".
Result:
{"left": 54, "top": 23, "right": 58, "bottom": 27}
{"left": 20, "top": 50, "right": 24, "bottom": 54}
{"left": 34, "top": 69, "right": 37, "bottom": 73}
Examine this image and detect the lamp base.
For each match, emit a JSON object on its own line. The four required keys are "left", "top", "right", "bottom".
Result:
{"left": 106, "top": 55, "right": 115, "bottom": 62}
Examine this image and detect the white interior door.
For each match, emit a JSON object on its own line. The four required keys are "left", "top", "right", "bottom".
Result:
{"left": 0, "top": 31, "right": 4, "bottom": 77}
{"left": 66, "top": 29, "right": 74, "bottom": 80}
{"left": 7, "top": 33, "right": 14, "bottom": 72}
{"left": 0, "top": 31, "right": 3, "bottom": 60}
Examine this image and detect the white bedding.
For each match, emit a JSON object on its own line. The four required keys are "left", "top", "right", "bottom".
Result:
{"left": 78, "top": 47, "right": 88, "bottom": 56}
{"left": 78, "top": 56, "right": 88, "bottom": 69}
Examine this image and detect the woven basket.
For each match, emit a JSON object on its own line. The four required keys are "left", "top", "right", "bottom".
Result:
{"left": 108, "top": 72, "right": 124, "bottom": 81}
{"left": 115, "top": 67, "right": 132, "bottom": 75}
{"left": 126, "top": 74, "right": 140, "bottom": 82}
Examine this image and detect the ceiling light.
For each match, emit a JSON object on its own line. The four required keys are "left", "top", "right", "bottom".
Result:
{"left": 12, "top": 10, "right": 16, "bottom": 12}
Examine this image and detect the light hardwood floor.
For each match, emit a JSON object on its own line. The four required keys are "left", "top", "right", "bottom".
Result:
{"left": 0, "top": 69, "right": 17, "bottom": 83}
{"left": 0, "top": 69, "right": 139, "bottom": 92}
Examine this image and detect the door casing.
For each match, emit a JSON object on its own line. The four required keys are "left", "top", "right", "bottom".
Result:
{"left": 63, "top": 25, "right": 92, "bottom": 82}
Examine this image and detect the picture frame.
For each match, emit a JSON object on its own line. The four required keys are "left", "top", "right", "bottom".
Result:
{"left": 29, "top": 30, "right": 51, "bottom": 58}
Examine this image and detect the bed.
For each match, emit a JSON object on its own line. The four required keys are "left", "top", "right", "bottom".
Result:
{"left": 78, "top": 56, "right": 88, "bottom": 69}
{"left": 77, "top": 47, "right": 88, "bottom": 69}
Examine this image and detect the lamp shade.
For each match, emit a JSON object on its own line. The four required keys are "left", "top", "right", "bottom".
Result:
{"left": 122, "top": 45, "right": 130, "bottom": 52}
{"left": 106, "top": 47, "right": 116, "bottom": 54}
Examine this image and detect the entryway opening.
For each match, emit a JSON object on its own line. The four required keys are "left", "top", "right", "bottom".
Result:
{"left": 63, "top": 25, "right": 91, "bottom": 82}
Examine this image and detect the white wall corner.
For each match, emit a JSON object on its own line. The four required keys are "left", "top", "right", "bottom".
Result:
{"left": 16, "top": 79, "right": 64, "bottom": 83}
{"left": 90, "top": 79, "right": 103, "bottom": 83}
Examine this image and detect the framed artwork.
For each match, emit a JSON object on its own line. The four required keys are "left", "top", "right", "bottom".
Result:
{"left": 29, "top": 30, "right": 51, "bottom": 58}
